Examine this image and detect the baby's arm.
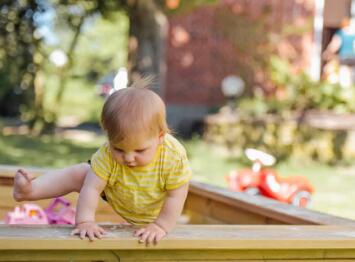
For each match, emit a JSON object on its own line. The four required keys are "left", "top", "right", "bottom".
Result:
{"left": 155, "top": 183, "right": 189, "bottom": 232}
{"left": 134, "top": 183, "right": 189, "bottom": 244}
{"left": 71, "top": 168, "right": 107, "bottom": 241}
{"left": 323, "top": 34, "right": 342, "bottom": 60}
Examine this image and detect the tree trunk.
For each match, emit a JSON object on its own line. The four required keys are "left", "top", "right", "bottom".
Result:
{"left": 127, "top": 1, "right": 168, "bottom": 96}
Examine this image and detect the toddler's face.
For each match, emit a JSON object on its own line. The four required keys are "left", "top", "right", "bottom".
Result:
{"left": 109, "top": 133, "right": 164, "bottom": 167}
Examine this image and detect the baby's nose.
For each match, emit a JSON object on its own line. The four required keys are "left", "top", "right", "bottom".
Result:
{"left": 124, "top": 153, "right": 135, "bottom": 162}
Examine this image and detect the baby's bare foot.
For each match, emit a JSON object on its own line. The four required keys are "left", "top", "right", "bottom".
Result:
{"left": 13, "top": 169, "right": 33, "bottom": 201}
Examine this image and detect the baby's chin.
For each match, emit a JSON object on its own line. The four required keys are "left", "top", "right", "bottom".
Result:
{"left": 116, "top": 158, "right": 153, "bottom": 167}
{"left": 134, "top": 162, "right": 149, "bottom": 167}
{"left": 124, "top": 162, "right": 150, "bottom": 168}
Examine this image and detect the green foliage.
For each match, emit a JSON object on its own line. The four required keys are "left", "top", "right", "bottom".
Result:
{"left": 205, "top": 111, "right": 355, "bottom": 165}
{"left": 72, "top": 11, "right": 128, "bottom": 79}
{"left": 237, "top": 56, "right": 355, "bottom": 117}
{"left": 0, "top": 0, "right": 129, "bottom": 131}
{"left": 207, "top": 55, "right": 355, "bottom": 165}
{"left": 0, "top": 1, "right": 46, "bottom": 116}
{"left": 164, "top": 0, "right": 217, "bottom": 15}
{"left": 43, "top": 77, "right": 104, "bottom": 124}
{"left": 238, "top": 95, "right": 283, "bottom": 117}
{"left": 32, "top": 3, "right": 128, "bottom": 128}
{"left": 44, "top": 11, "right": 128, "bottom": 124}
{"left": 268, "top": 56, "right": 355, "bottom": 113}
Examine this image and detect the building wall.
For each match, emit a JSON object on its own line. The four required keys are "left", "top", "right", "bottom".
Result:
{"left": 165, "top": 0, "right": 315, "bottom": 135}
{"left": 165, "top": 6, "right": 237, "bottom": 106}
{"left": 324, "top": 0, "right": 351, "bottom": 28}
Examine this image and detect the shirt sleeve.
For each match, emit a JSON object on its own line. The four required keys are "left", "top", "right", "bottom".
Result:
{"left": 335, "top": 29, "right": 343, "bottom": 38}
{"left": 165, "top": 154, "right": 192, "bottom": 191}
{"left": 91, "top": 144, "right": 113, "bottom": 183}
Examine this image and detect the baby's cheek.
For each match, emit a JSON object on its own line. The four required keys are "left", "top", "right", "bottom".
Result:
{"left": 139, "top": 156, "right": 150, "bottom": 165}
{"left": 113, "top": 153, "right": 123, "bottom": 163}
{"left": 136, "top": 156, "right": 145, "bottom": 164}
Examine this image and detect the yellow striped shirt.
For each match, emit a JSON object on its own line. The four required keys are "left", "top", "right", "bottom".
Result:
{"left": 90, "top": 134, "right": 192, "bottom": 225}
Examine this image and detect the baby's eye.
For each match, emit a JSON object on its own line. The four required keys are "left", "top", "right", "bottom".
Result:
{"left": 114, "top": 148, "right": 124, "bottom": 153}
{"left": 136, "top": 149, "right": 146, "bottom": 153}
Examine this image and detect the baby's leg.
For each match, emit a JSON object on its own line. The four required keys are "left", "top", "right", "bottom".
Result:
{"left": 13, "top": 163, "right": 90, "bottom": 201}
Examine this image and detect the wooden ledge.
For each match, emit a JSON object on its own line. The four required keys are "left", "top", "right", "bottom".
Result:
{"left": 1, "top": 225, "right": 355, "bottom": 250}
{"left": 188, "top": 181, "right": 355, "bottom": 225}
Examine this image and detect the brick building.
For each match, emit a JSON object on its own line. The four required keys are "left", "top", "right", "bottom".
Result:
{"left": 164, "top": 0, "right": 351, "bottom": 136}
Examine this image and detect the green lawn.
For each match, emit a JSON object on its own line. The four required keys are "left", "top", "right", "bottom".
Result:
{"left": 0, "top": 132, "right": 104, "bottom": 168}
{"left": 183, "top": 138, "right": 355, "bottom": 220}
{"left": 0, "top": 129, "right": 354, "bottom": 220}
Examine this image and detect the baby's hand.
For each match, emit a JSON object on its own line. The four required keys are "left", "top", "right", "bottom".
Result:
{"left": 71, "top": 221, "right": 106, "bottom": 241}
{"left": 134, "top": 223, "right": 167, "bottom": 245}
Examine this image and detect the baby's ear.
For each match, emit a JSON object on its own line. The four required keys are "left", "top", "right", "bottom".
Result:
{"left": 158, "top": 132, "right": 165, "bottom": 144}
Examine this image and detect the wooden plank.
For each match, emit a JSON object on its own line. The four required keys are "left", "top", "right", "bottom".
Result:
{"left": 187, "top": 181, "right": 355, "bottom": 225}
{"left": 1, "top": 250, "right": 355, "bottom": 262}
{"left": 114, "top": 250, "right": 355, "bottom": 261}
{"left": 2, "top": 250, "right": 354, "bottom": 262}
{"left": 184, "top": 192, "right": 278, "bottom": 224}
{"left": 1, "top": 225, "right": 355, "bottom": 261}
{"left": 1, "top": 225, "right": 355, "bottom": 250}
{"left": 0, "top": 250, "right": 119, "bottom": 262}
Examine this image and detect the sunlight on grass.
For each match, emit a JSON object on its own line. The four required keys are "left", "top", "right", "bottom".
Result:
{"left": 0, "top": 132, "right": 105, "bottom": 168}
{"left": 182, "top": 138, "right": 242, "bottom": 187}
{"left": 276, "top": 161, "right": 355, "bottom": 218}
{"left": 183, "top": 138, "right": 355, "bottom": 220}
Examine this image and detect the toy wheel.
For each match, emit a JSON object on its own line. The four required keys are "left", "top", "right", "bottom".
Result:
{"left": 291, "top": 191, "right": 312, "bottom": 208}
{"left": 244, "top": 187, "right": 260, "bottom": 196}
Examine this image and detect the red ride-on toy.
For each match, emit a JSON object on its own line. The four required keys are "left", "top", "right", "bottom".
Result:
{"left": 226, "top": 148, "right": 314, "bottom": 208}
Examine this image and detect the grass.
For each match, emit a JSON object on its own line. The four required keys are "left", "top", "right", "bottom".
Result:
{"left": 0, "top": 131, "right": 105, "bottom": 168}
{"left": 182, "top": 138, "right": 355, "bottom": 220}
{"left": 277, "top": 161, "right": 355, "bottom": 219}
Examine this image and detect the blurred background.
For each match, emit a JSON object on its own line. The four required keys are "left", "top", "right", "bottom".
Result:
{"left": 1, "top": 0, "right": 355, "bottom": 219}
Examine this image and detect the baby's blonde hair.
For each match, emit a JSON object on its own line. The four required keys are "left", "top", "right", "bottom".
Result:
{"left": 101, "top": 78, "right": 169, "bottom": 145}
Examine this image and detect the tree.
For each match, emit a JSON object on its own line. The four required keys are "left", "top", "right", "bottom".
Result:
{"left": 124, "top": 0, "right": 217, "bottom": 94}
{"left": 0, "top": 0, "right": 46, "bottom": 117}
{"left": 0, "top": 0, "right": 215, "bottom": 132}
{"left": 125, "top": 1, "right": 168, "bottom": 94}
{"left": 44, "top": 0, "right": 212, "bottom": 126}
{"left": 30, "top": 0, "right": 124, "bottom": 131}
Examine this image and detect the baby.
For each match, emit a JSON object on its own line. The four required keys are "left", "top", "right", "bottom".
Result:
{"left": 13, "top": 79, "right": 192, "bottom": 244}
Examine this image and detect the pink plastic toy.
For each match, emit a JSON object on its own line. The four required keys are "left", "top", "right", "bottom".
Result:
{"left": 4, "top": 197, "right": 76, "bottom": 225}
{"left": 5, "top": 204, "right": 48, "bottom": 224}
{"left": 44, "top": 197, "right": 76, "bottom": 225}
